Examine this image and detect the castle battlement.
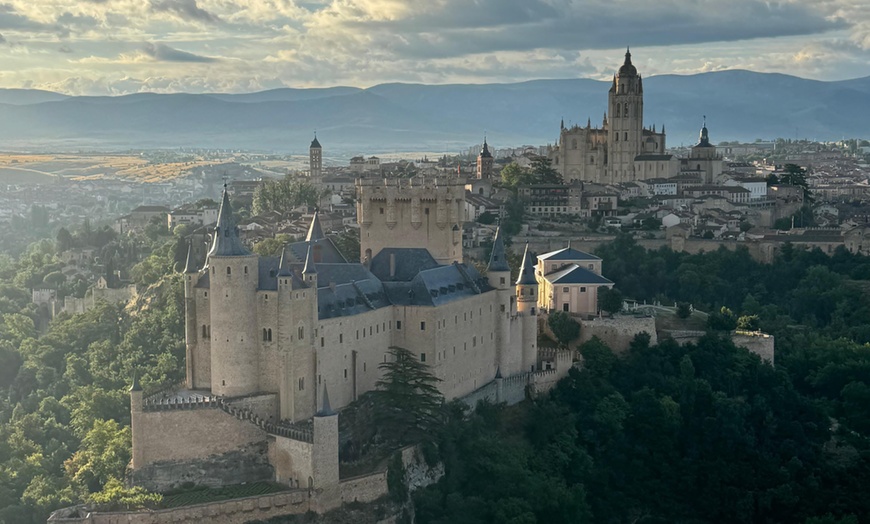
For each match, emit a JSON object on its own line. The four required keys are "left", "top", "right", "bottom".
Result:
{"left": 355, "top": 175, "right": 466, "bottom": 191}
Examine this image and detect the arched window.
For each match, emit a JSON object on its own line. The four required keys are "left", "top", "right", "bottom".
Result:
{"left": 244, "top": 266, "right": 248, "bottom": 275}
{"left": 624, "top": 132, "right": 628, "bottom": 141}
{"left": 226, "top": 266, "right": 231, "bottom": 275}
{"left": 624, "top": 103, "right": 629, "bottom": 117}
{"left": 263, "top": 328, "right": 268, "bottom": 341}
{"left": 203, "top": 325, "right": 208, "bottom": 338}
{"left": 615, "top": 105, "right": 621, "bottom": 118}
{"left": 298, "top": 326, "right": 304, "bottom": 340}
{"left": 268, "top": 329, "right": 273, "bottom": 342}
{"left": 590, "top": 156, "right": 594, "bottom": 164}
{"left": 615, "top": 134, "right": 619, "bottom": 142}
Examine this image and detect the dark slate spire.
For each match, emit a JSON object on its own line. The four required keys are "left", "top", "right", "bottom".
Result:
{"left": 317, "top": 384, "right": 334, "bottom": 416}
{"left": 516, "top": 243, "right": 537, "bottom": 285}
{"left": 303, "top": 244, "right": 317, "bottom": 275}
{"left": 310, "top": 133, "right": 321, "bottom": 149}
{"left": 697, "top": 115, "right": 711, "bottom": 147}
{"left": 488, "top": 227, "right": 510, "bottom": 273}
{"left": 208, "top": 185, "right": 251, "bottom": 257}
{"left": 277, "top": 245, "right": 292, "bottom": 276}
{"left": 480, "top": 137, "right": 492, "bottom": 158}
{"left": 183, "top": 241, "right": 196, "bottom": 273}
{"left": 305, "top": 210, "right": 325, "bottom": 242}
{"left": 129, "top": 369, "right": 141, "bottom": 392}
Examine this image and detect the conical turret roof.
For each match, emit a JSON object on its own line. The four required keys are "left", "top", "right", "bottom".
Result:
{"left": 317, "top": 384, "right": 334, "bottom": 416}
{"left": 183, "top": 241, "right": 197, "bottom": 273}
{"left": 208, "top": 186, "right": 251, "bottom": 257}
{"left": 303, "top": 244, "right": 317, "bottom": 275}
{"left": 277, "top": 245, "right": 292, "bottom": 276}
{"left": 487, "top": 227, "right": 510, "bottom": 273}
{"left": 305, "top": 210, "right": 325, "bottom": 242}
{"left": 516, "top": 243, "right": 537, "bottom": 285}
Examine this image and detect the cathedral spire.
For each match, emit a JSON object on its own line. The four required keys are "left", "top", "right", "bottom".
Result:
{"left": 480, "top": 136, "right": 492, "bottom": 158}
{"left": 697, "top": 116, "right": 711, "bottom": 147}
{"left": 487, "top": 227, "right": 510, "bottom": 273}
{"left": 208, "top": 185, "right": 250, "bottom": 258}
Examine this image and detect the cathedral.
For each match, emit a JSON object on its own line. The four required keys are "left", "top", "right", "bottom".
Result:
{"left": 548, "top": 49, "right": 671, "bottom": 184}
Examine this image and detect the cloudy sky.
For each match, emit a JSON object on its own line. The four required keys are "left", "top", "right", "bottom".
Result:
{"left": 0, "top": 0, "right": 868, "bottom": 95}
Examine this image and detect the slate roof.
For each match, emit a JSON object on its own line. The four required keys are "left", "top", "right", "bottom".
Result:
{"left": 547, "top": 265, "right": 613, "bottom": 285}
{"left": 538, "top": 247, "right": 600, "bottom": 262}
{"left": 635, "top": 154, "right": 674, "bottom": 161}
{"left": 369, "top": 248, "right": 439, "bottom": 282}
{"left": 208, "top": 188, "right": 251, "bottom": 257}
{"left": 384, "top": 263, "right": 491, "bottom": 307}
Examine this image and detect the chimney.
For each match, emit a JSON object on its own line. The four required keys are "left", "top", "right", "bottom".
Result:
{"left": 389, "top": 253, "right": 396, "bottom": 278}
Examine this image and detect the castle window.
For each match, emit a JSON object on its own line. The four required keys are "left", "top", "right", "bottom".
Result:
{"left": 298, "top": 378, "right": 304, "bottom": 391}
{"left": 563, "top": 287, "right": 569, "bottom": 292}
{"left": 616, "top": 105, "right": 621, "bottom": 118}
{"left": 244, "top": 266, "right": 248, "bottom": 275}
{"left": 344, "top": 369, "right": 348, "bottom": 379}
{"left": 212, "top": 267, "right": 215, "bottom": 275}
{"left": 624, "top": 103, "right": 629, "bottom": 116}
{"left": 204, "top": 292, "right": 208, "bottom": 297}
{"left": 380, "top": 207, "right": 384, "bottom": 214}
{"left": 624, "top": 132, "right": 628, "bottom": 141}
{"left": 340, "top": 334, "right": 343, "bottom": 343}
{"left": 615, "top": 134, "right": 619, "bottom": 142}
{"left": 396, "top": 321, "right": 402, "bottom": 330}
{"left": 424, "top": 208, "right": 429, "bottom": 215}
{"left": 473, "top": 336, "right": 477, "bottom": 347}
{"left": 563, "top": 303, "right": 569, "bottom": 312}
{"left": 500, "top": 277, "right": 505, "bottom": 285}
{"left": 363, "top": 362, "right": 366, "bottom": 372}
{"left": 500, "top": 305, "right": 505, "bottom": 312}
{"left": 590, "top": 156, "right": 594, "bottom": 164}
{"left": 298, "top": 327, "right": 304, "bottom": 340}
{"left": 420, "top": 353, "right": 426, "bottom": 362}
{"left": 203, "top": 325, "right": 208, "bottom": 338}
{"left": 581, "top": 287, "right": 586, "bottom": 292}
{"left": 420, "top": 321, "right": 426, "bottom": 330}
{"left": 268, "top": 329, "right": 272, "bottom": 341}
{"left": 321, "top": 337, "right": 324, "bottom": 347}
{"left": 263, "top": 328, "right": 267, "bottom": 341}
{"left": 227, "top": 267, "right": 231, "bottom": 275}
{"left": 531, "top": 307, "right": 536, "bottom": 315}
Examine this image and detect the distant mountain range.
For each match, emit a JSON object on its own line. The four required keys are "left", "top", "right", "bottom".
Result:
{"left": 0, "top": 70, "right": 867, "bottom": 155}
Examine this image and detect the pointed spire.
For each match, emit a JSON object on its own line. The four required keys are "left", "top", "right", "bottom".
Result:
{"left": 516, "top": 243, "right": 537, "bottom": 285}
{"left": 625, "top": 46, "right": 632, "bottom": 64}
{"left": 305, "top": 210, "right": 325, "bottom": 242}
{"left": 661, "top": 124, "right": 665, "bottom": 134}
{"left": 183, "top": 241, "right": 196, "bottom": 273}
{"left": 317, "top": 384, "right": 334, "bottom": 416}
{"left": 603, "top": 112, "right": 608, "bottom": 126}
{"left": 129, "top": 369, "right": 142, "bottom": 392}
{"left": 697, "top": 115, "right": 711, "bottom": 147}
{"left": 303, "top": 244, "right": 317, "bottom": 275}
{"left": 488, "top": 227, "right": 510, "bottom": 273}
{"left": 495, "top": 366, "right": 502, "bottom": 379}
{"left": 278, "top": 245, "right": 292, "bottom": 276}
{"left": 480, "top": 136, "right": 492, "bottom": 158}
{"left": 310, "top": 132, "right": 321, "bottom": 149}
{"left": 208, "top": 185, "right": 251, "bottom": 257}
{"left": 587, "top": 117, "right": 591, "bottom": 129}
{"left": 560, "top": 118, "right": 565, "bottom": 129}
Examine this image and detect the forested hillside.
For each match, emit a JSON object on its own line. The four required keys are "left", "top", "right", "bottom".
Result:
{"left": 0, "top": 227, "right": 186, "bottom": 523}
{"left": 414, "top": 238, "right": 870, "bottom": 524}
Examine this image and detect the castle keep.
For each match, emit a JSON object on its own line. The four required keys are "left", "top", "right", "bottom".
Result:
{"left": 128, "top": 175, "right": 545, "bottom": 503}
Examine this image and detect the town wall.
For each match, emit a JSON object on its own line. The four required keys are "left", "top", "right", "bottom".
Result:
{"left": 227, "top": 393, "right": 279, "bottom": 423}
{"left": 339, "top": 472, "right": 388, "bottom": 505}
{"left": 268, "top": 434, "right": 313, "bottom": 489}
{"left": 578, "top": 315, "right": 657, "bottom": 353}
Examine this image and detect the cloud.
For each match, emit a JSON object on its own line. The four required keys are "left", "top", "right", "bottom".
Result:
{"left": 149, "top": 0, "right": 220, "bottom": 24}
{"left": 58, "top": 44, "right": 72, "bottom": 53}
{"left": 140, "top": 42, "right": 218, "bottom": 62}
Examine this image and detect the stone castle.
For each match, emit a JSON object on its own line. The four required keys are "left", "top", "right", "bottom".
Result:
{"left": 126, "top": 175, "right": 558, "bottom": 510}
{"left": 548, "top": 49, "right": 669, "bottom": 184}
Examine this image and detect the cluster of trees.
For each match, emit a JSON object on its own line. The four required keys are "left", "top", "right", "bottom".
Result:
{"left": 252, "top": 177, "right": 327, "bottom": 215}
{"left": 415, "top": 333, "right": 870, "bottom": 523}
{"left": 0, "top": 227, "right": 185, "bottom": 522}
{"left": 499, "top": 158, "right": 562, "bottom": 190}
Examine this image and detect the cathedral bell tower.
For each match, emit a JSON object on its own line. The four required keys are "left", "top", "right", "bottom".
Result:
{"left": 476, "top": 137, "right": 494, "bottom": 179}
{"left": 309, "top": 134, "right": 322, "bottom": 186}
{"left": 607, "top": 48, "right": 644, "bottom": 183}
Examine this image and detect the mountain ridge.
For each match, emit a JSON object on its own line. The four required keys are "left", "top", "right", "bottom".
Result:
{"left": 0, "top": 71, "right": 866, "bottom": 153}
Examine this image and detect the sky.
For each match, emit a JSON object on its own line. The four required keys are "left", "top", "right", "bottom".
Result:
{"left": 0, "top": 0, "right": 868, "bottom": 95}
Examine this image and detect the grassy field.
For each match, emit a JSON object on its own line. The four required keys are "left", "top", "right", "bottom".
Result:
{"left": 652, "top": 308, "right": 708, "bottom": 332}
{"left": 0, "top": 153, "right": 222, "bottom": 183}
{"left": 160, "top": 481, "right": 290, "bottom": 508}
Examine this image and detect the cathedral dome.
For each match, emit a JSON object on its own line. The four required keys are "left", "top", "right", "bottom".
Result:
{"left": 618, "top": 48, "right": 637, "bottom": 77}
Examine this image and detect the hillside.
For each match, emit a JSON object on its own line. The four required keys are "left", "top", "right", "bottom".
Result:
{"left": 0, "top": 71, "right": 866, "bottom": 152}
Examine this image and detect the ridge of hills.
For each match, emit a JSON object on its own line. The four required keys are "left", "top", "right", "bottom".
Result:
{"left": 0, "top": 70, "right": 867, "bottom": 153}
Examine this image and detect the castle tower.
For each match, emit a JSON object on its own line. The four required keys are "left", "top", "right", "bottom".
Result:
{"left": 607, "top": 48, "right": 644, "bottom": 183}
{"left": 309, "top": 134, "right": 322, "bottom": 186}
{"left": 182, "top": 242, "right": 202, "bottom": 389}
{"left": 476, "top": 137, "right": 494, "bottom": 180}
{"left": 487, "top": 227, "right": 516, "bottom": 375}
{"left": 129, "top": 371, "right": 143, "bottom": 469}
{"left": 356, "top": 176, "right": 465, "bottom": 265}
{"left": 312, "top": 385, "right": 340, "bottom": 511}
{"left": 516, "top": 243, "right": 538, "bottom": 372}
{"left": 206, "top": 186, "right": 260, "bottom": 398}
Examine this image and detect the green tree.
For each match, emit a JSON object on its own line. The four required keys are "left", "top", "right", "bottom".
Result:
{"left": 598, "top": 287, "right": 623, "bottom": 315}
{"left": 370, "top": 347, "right": 444, "bottom": 445}
{"left": 56, "top": 228, "right": 74, "bottom": 252}
{"left": 707, "top": 306, "right": 737, "bottom": 331}
{"left": 676, "top": 302, "right": 691, "bottom": 319}
{"left": 500, "top": 162, "right": 534, "bottom": 189}
{"left": 476, "top": 211, "right": 496, "bottom": 225}
{"left": 548, "top": 311, "right": 580, "bottom": 348}
{"left": 781, "top": 164, "right": 813, "bottom": 202}
{"left": 736, "top": 314, "right": 760, "bottom": 332}
{"left": 530, "top": 157, "right": 562, "bottom": 184}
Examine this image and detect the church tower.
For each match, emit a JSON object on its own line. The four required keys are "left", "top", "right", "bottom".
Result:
{"left": 309, "top": 134, "right": 322, "bottom": 186}
{"left": 476, "top": 138, "right": 494, "bottom": 179}
{"left": 607, "top": 48, "right": 644, "bottom": 183}
{"left": 206, "top": 186, "right": 260, "bottom": 398}
{"left": 688, "top": 117, "right": 723, "bottom": 183}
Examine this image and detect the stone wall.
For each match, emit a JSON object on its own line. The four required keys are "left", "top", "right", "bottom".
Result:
{"left": 339, "top": 472, "right": 388, "bottom": 505}
{"left": 732, "top": 332, "right": 775, "bottom": 365}
{"left": 130, "top": 443, "right": 273, "bottom": 492}
{"left": 48, "top": 490, "right": 313, "bottom": 524}
{"left": 578, "top": 315, "right": 657, "bottom": 353}
{"left": 227, "top": 394, "right": 279, "bottom": 424}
